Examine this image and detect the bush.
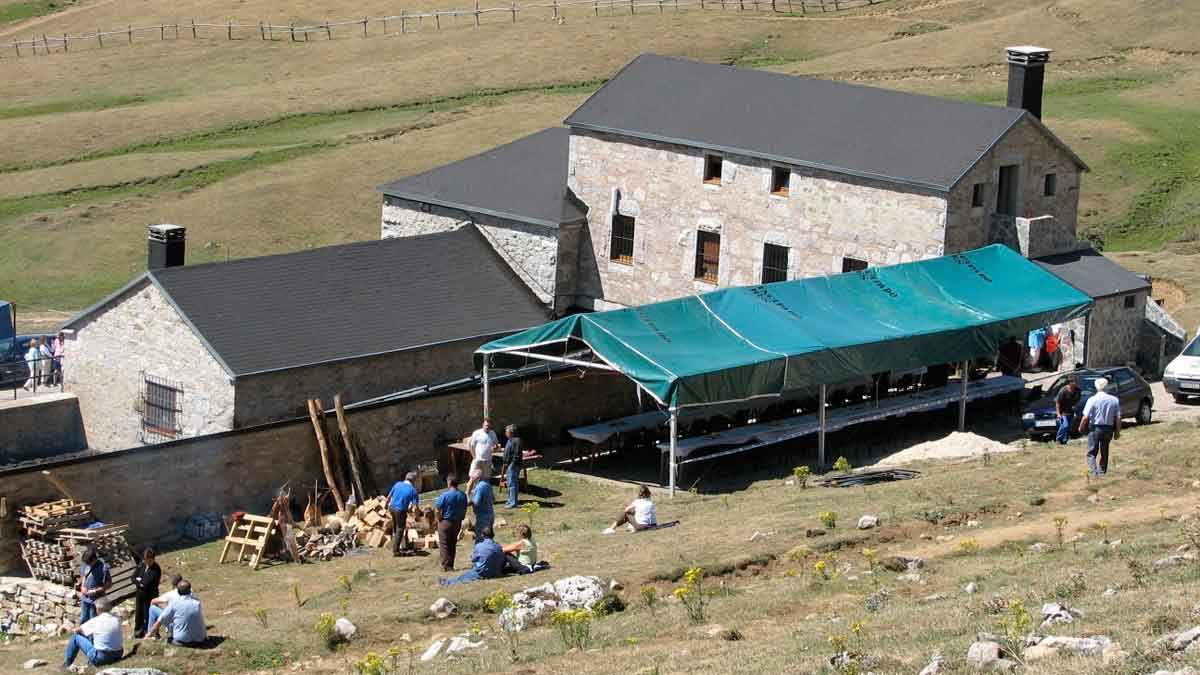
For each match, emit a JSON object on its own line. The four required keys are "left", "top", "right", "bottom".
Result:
{"left": 820, "top": 511, "right": 838, "bottom": 529}
{"left": 833, "top": 456, "right": 852, "bottom": 473}
{"left": 314, "top": 613, "right": 340, "bottom": 651}
{"left": 640, "top": 586, "right": 659, "bottom": 614}
{"left": 551, "top": 608, "right": 593, "bottom": 650}
{"left": 793, "top": 465, "right": 812, "bottom": 488}
{"left": 673, "top": 567, "right": 709, "bottom": 624}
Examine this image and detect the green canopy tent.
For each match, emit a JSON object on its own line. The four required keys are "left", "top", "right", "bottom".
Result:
{"left": 476, "top": 244, "right": 1092, "bottom": 493}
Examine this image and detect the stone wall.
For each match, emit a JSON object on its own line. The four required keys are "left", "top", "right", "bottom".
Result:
{"left": 0, "top": 393, "right": 87, "bottom": 463}
{"left": 568, "top": 130, "right": 948, "bottom": 307}
{"left": 0, "top": 577, "right": 79, "bottom": 636}
{"left": 64, "top": 279, "right": 236, "bottom": 452}
{"left": 945, "top": 116, "right": 1081, "bottom": 256}
{"left": 233, "top": 337, "right": 491, "bottom": 426}
{"left": 0, "top": 368, "right": 638, "bottom": 573}
{"left": 380, "top": 196, "right": 560, "bottom": 308}
{"left": 1087, "top": 292, "right": 1148, "bottom": 368}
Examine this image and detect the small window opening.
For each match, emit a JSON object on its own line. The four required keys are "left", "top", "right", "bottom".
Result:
{"left": 703, "top": 154, "right": 723, "bottom": 185}
{"left": 971, "top": 183, "right": 985, "bottom": 208}
{"left": 609, "top": 214, "right": 635, "bottom": 264}
{"left": 762, "top": 243, "right": 789, "bottom": 283}
{"left": 842, "top": 257, "right": 868, "bottom": 273}
{"left": 1044, "top": 173, "right": 1057, "bottom": 197}
{"left": 695, "top": 231, "right": 721, "bottom": 283}
{"left": 1124, "top": 294, "right": 1136, "bottom": 309}
{"left": 770, "top": 167, "right": 790, "bottom": 196}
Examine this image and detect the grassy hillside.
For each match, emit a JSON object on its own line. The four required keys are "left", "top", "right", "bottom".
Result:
{"left": 0, "top": 0, "right": 1197, "bottom": 328}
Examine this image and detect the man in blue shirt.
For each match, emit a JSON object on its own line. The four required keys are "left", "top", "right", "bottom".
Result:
{"left": 77, "top": 548, "right": 111, "bottom": 624}
{"left": 387, "top": 472, "right": 420, "bottom": 556}
{"left": 1079, "top": 377, "right": 1121, "bottom": 476}
{"left": 471, "top": 478, "right": 495, "bottom": 543}
{"left": 147, "top": 580, "right": 207, "bottom": 646}
{"left": 439, "top": 526, "right": 504, "bottom": 586}
{"left": 433, "top": 475, "right": 469, "bottom": 572}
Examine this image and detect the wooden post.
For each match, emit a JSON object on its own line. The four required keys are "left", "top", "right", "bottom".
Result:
{"left": 833, "top": 0, "right": 839, "bottom": 8}
{"left": 630, "top": 0, "right": 634, "bottom": 14}
{"left": 43, "top": 34, "right": 49, "bottom": 52}
{"left": 290, "top": 23, "right": 296, "bottom": 41}
{"left": 818, "top": 384, "right": 827, "bottom": 469}
{"left": 594, "top": 0, "right": 598, "bottom": 16}
{"left": 658, "top": 0, "right": 663, "bottom": 13}
{"left": 434, "top": 13, "right": 439, "bottom": 29}
{"left": 98, "top": 30, "right": 103, "bottom": 47}
{"left": 174, "top": 23, "right": 179, "bottom": 39}
{"left": 334, "top": 395, "right": 368, "bottom": 502}
{"left": 63, "top": 33, "right": 68, "bottom": 51}
{"left": 553, "top": 0, "right": 558, "bottom": 20}
{"left": 191, "top": 19, "right": 197, "bottom": 39}
{"left": 308, "top": 399, "right": 346, "bottom": 512}
{"left": 259, "top": 22, "right": 265, "bottom": 40}
{"left": 475, "top": 0, "right": 480, "bottom": 26}
{"left": 325, "top": 22, "right": 331, "bottom": 39}
{"left": 400, "top": 10, "right": 406, "bottom": 33}
{"left": 786, "top": 0, "right": 792, "bottom": 12}
{"left": 268, "top": 23, "right": 273, "bottom": 40}
{"left": 362, "top": 17, "right": 368, "bottom": 36}
{"left": 227, "top": 22, "right": 232, "bottom": 40}
{"left": 511, "top": 2, "right": 517, "bottom": 22}
{"left": 958, "top": 360, "right": 969, "bottom": 432}
{"left": 14, "top": 41, "right": 19, "bottom": 56}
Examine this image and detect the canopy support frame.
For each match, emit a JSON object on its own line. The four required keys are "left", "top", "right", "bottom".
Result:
{"left": 482, "top": 361, "right": 490, "bottom": 418}
{"left": 958, "top": 359, "right": 969, "bottom": 432}
{"left": 668, "top": 408, "right": 678, "bottom": 497}
{"left": 818, "top": 384, "right": 827, "bottom": 469}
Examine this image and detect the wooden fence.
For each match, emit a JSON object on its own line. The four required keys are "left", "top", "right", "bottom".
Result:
{"left": 2, "top": 0, "right": 885, "bottom": 58}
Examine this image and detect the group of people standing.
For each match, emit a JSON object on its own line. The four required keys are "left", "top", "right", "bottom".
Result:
{"left": 62, "top": 545, "right": 207, "bottom": 670}
{"left": 22, "top": 332, "right": 64, "bottom": 390}
{"left": 1054, "top": 374, "right": 1122, "bottom": 477}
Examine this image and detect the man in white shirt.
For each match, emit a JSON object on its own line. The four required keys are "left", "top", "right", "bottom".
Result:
{"left": 1079, "top": 377, "right": 1121, "bottom": 476}
{"left": 62, "top": 597, "right": 123, "bottom": 668}
{"left": 465, "top": 419, "right": 500, "bottom": 495}
{"left": 148, "top": 580, "right": 207, "bottom": 646}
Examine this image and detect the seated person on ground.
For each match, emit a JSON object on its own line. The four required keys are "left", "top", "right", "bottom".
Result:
{"left": 502, "top": 524, "right": 541, "bottom": 575}
{"left": 440, "top": 526, "right": 504, "bottom": 586}
{"left": 147, "top": 574, "right": 183, "bottom": 639}
{"left": 63, "top": 597, "right": 123, "bottom": 668}
{"left": 603, "top": 485, "right": 657, "bottom": 534}
{"left": 147, "top": 580, "right": 207, "bottom": 646}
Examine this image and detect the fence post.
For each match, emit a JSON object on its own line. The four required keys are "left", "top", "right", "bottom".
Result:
{"left": 289, "top": 22, "right": 295, "bottom": 40}
{"left": 738, "top": 0, "right": 743, "bottom": 10}
{"left": 362, "top": 17, "right": 368, "bottom": 36}
{"left": 14, "top": 41, "right": 20, "bottom": 56}
{"left": 786, "top": 0, "right": 792, "bottom": 12}
{"left": 325, "top": 22, "right": 331, "bottom": 39}
{"left": 594, "top": 0, "right": 598, "bottom": 15}
{"left": 630, "top": 0, "right": 634, "bottom": 14}
{"left": 127, "top": 25, "right": 132, "bottom": 43}
{"left": 475, "top": 0, "right": 480, "bottom": 26}
{"left": 63, "top": 33, "right": 68, "bottom": 51}
{"left": 191, "top": 19, "right": 197, "bottom": 39}
{"left": 553, "top": 0, "right": 558, "bottom": 20}
{"left": 259, "top": 22, "right": 264, "bottom": 40}
{"left": 434, "top": 13, "right": 439, "bottom": 29}
{"left": 401, "top": 10, "right": 406, "bottom": 33}
{"left": 833, "top": 0, "right": 839, "bottom": 9}
{"left": 658, "top": 0, "right": 662, "bottom": 13}
{"left": 228, "top": 22, "right": 233, "bottom": 39}
{"left": 97, "top": 29, "right": 103, "bottom": 47}
{"left": 267, "top": 22, "right": 273, "bottom": 40}
{"left": 175, "top": 23, "right": 179, "bottom": 39}
{"left": 511, "top": 2, "right": 517, "bottom": 22}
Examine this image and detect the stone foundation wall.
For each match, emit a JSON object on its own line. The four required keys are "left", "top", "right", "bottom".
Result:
{"left": 0, "top": 369, "right": 638, "bottom": 573}
{"left": 380, "top": 196, "right": 560, "bottom": 307}
{"left": 0, "top": 393, "right": 87, "bottom": 463}
{"left": 1087, "top": 292, "right": 1147, "bottom": 368}
{"left": 0, "top": 577, "right": 79, "bottom": 636}
{"left": 568, "top": 130, "right": 948, "bottom": 307}
{"left": 945, "top": 116, "right": 1081, "bottom": 256}
{"left": 233, "top": 338, "right": 491, "bottom": 427}
{"left": 63, "top": 279, "right": 236, "bottom": 452}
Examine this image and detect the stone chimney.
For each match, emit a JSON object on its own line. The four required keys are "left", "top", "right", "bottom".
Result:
{"left": 1006, "top": 46, "right": 1051, "bottom": 119}
{"left": 148, "top": 224, "right": 186, "bottom": 270}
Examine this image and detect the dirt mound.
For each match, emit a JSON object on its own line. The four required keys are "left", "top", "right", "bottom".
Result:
{"left": 872, "top": 431, "right": 1019, "bottom": 467}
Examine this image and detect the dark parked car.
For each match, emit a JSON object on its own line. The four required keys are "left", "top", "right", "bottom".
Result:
{"left": 1021, "top": 367, "right": 1154, "bottom": 438}
{"left": 0, "top": 301, "right": 53, "bottom": 390}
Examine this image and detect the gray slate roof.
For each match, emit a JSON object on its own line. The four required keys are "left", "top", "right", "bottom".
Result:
{"left": 95, "top": 229, "right": 550, "bottom": 377}
{"left": 1034, "top": 247, "right": 1150, "bottom": 300}
{"left": 376, "top": 127, "right": 587, "bottom": 228}
{"left": 565, "top": 54, "right": 1084, "bottom": 192}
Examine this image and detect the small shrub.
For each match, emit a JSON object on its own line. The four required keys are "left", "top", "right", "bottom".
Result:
{"left": 1125, "top": 553, "right": 1152, "bottom": 587}
{"left": 833, "top": 456, "right": 852, "bottom": 473}
{"left": 957, "top": 538, "right": 980, "bottom": 555}
{"left": 813, "top": 556, "right": 839, "bottom": 582}
{"left": 551, "top": 608, "right": 593, "bottom": 650}
{"left": 253, "top": 607, "right": 269, "bottom": 629}
{"left": 484, "top": 590, "right": 520, "bottom": 662}
{"left": 1049, "top": 572, "right": 1087, "bottom": 600}
{"left": 720, "top": 627, "right": 743, "bottom": 641}
{"left": 314, "top": 613, "right": 340, "bottom": 651}
{"left": 917, "top": 510, "right": 945, "bottom": 524}
{"left": 1053, "top": 516, "right": 1069, "bottom": 550}
{"left": 820, "top": 511, "right": 838, "bottom": 529}
{"left": 793, "top": 465, "right": 812, "bottom": 488}
{"left": 864, "top": 588, "right": 889, "bottom": 613}
{"left": 353, "top": 652, "right": 386, "bottom": 675}
{"left": 292, "top": 582, "right": 304, "bottom": 608}
{"left": 673, "top": 567, "right": 709, "bottom": 624}
{"left": 996, "top": 600, "right": 1033, "bottom": 658}
{"left": 339, "top": 574, "right": 353, "bottom": 593}
{"left": 520, "top": 501, "right": 540, "bottom": 528}
{"left": 1146, "top": 612, "right": 1181, "bottom": 636}
{"left": 640, "top": 586, "right": 659, "bottom": 615}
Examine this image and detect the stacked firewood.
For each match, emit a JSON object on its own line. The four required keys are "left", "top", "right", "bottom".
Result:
{"left": 17, "top": 500, "right": 132, "bottom": 585}
{"left": 295, "top": 525, "right": 359, "bottom": 561}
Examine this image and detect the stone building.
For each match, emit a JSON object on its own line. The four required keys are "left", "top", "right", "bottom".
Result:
{"left": 378, "top": 50, "right": 1171, "bottom": 370}
{"left": 62, "top": 225, "right": 549, "bottom": 451}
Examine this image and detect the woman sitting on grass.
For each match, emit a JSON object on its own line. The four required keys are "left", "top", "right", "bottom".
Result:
{"left": 602, "top": 485, "right": 657, "bottom": 534}
{"left": 502, "top": 524, "right": 539, "bottom": 574}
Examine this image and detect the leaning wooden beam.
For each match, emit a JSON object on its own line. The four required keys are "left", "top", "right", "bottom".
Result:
{"left": 307, "top": 399, "right": 346, "bottom": 512}
{"left": 41, "top": 470, "right": 75, "bottom": 501}
{"left": 314, "top": 398, "right": 349, "bottom": 502}
{"left": 334, "top": 394, "right": 368, "bottom": 502}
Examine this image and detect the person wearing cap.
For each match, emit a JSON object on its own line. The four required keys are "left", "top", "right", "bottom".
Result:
{"left": 1078, "top": 376, "right": 1121, "bottom": 476}
{"left": 500, "top": 424, "right": 524, "bottom": 509}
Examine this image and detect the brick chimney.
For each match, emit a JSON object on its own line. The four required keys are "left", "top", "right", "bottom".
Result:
{"left": 1006, "top": 46, "right": 1051, "bottom": 119}
{"left": 148, "top": 224, "right": 186, "bottom": 270}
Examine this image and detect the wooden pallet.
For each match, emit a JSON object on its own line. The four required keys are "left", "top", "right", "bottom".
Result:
{"left": 218, "top": 514, "right": 277, "bottom": 570}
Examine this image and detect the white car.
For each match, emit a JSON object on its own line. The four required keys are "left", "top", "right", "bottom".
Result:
{"left": 1163, "top": 334, "right": 1200, "bottom": 403}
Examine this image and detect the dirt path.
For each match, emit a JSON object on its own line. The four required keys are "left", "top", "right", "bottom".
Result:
{"left": 901, "top": 489, "right": 1196, "bottom": 559}
{"left": 0, "top": 0, "right": 117, "bottom": 38}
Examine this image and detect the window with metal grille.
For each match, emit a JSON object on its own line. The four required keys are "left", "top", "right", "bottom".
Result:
{"left": 842, "top": 257, "right": 868, "bottom": 273}
{"left": 762, "top": 243, "right": 789, "bottom": 283}
{"left": 703, "top": 154, "right": 723, "bottom": 185}
{"left": 610, "top": 214, "right": 635, "bottom": 264}
{"left": 770, "top": 167, "right": 790, "bottom": 196}
{"left": 971, "top": 183, "right": 985, "bottom": 208}
{"left": 695, "top": 231, "right": 721, "bottom": 283}
{"left": 141, "top": 374, "right": 183, "bottom": 442}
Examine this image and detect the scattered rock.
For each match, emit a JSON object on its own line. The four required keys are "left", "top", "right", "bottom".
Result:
{"left": 857, "top": 515, "right": 879, "bottom": 530}
{"left": 1029, "top": 542, "right": 1051, "bottom": 554}
{"left": 1035, "top": 635, "right": 1112, "bottom": 657}
{"left": 554, "top": 575, "right": 606, "bottom": 610}
{"left": 784, "top": 479, "right": 796, "bottom": 486}
{"left": 966, "top": 641, "right": 1002, "bottom": 669}
{"left": 430, "top": 598, "right": 457, "bottom": 619}
{"left": 966, "top": 520, "right": 981, "bottom": 528}
{"left": 920, "top": 594, "right": 947, "bottom": 603}
{"left": 935, "top": 535, "right": 956, "bottom": 543}
{"left": 97, "top": 670, "right": 169, "bottom": 675}
{"left": 333, "top": 617, "right": 357, "bottom": 642}
{"left": 918, "top": 654, "right": 945, "bottom": 675}
{"left": 964, "top": 582, "right": 979, "bottom": 594}
{"left": 609, "top": 579, "right": 623, "bottom": 591}
{"left": 501, "top": 576, "right": 606, "bottom": 632}
{"left": 1021, "top": 644, "right": 1058, "bottom": 661}
{"left": 1170, "top": 626, "right": 1200, "bottom": 652}
{"left": 881, "top": 555, "right": 922, "bottom": 572}
{"left": 22, "top": 660, "right": 48, "bottom": 670}
{"left": 1155, "top": 554, "right": 1197, "bottom": 570}
{"left": 898, "top": 572, "right": 923, "bottom": 584}
{"left": 805, "top": 528, "right": 827, "bottom": 538}
{"left": 1040, "top": 602, "right": 1081, "bottom": 629}
{"left": 445, "top": 635, "right": 487, "bottom": 657}
{"left": 421, "top": 638, "right": 447, "bottom": 662}
{"left": 1103, "top": 587, "right": 1118, "bottom": 597}
{"left": 749, "top": 531, "right": 769, "bottom": 542}
{"left": 1148, "top": 669, "right": 1197, "bottom": 675}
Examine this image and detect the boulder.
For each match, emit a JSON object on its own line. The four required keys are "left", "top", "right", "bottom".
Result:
{"left": 964, "top": 582, "right": 979, "bottom": 594}
{"left": 500, "top": 577, "right": 603, "bottom": 632}
{"left": 1172, "top": 626, "right": 1200, "bottom": 651}
{"left": 420, "top": 638, "right": 447, "bottom": 663}
{"left": 1035, "top": 635, "right": 1111, "bottom": 657}
{"left": 917, "top": 655, "right": 945, "bottom": 675}
{"left": 966, "top": 640, "right": 1001, "bottom": 669}
{"left": 881, "top": 555, "right": 922, "bottom": 572}
{"left": 1022, "top": 644, "right": 1058, "bottom": 661}
{"left": 445, "top": 635, "right": 487, "bottom": 657}
{"left": 553, "top": 575, "right": 605, "bottom": 610}
{"left": 1103, "top": 587, "right": 1118, "bottom": 597}
{"left": 430, "top": 597, "right": 457, "bottom": 619}
{"left": 333, "top": 617, "right": 357, "bottom": 642}
{"left": 1039, "top": 602, "right": 1080, "bottom": 629}
{"left": 1154, "top": 554, "right": 1197, "bottom": 571}
{"left": 22, "top": 660, "right": 48, "bottom": 670}
{"left": 1029, "top": 542, "right": 1051, "bottom": 554}
{"left": 805, "top": 528, "right": 827, "bottom": 538}
{"left": 857, "top": 515, "right": 879, "bottom": 530}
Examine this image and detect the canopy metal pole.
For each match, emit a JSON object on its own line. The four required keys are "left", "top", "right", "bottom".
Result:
{"left": 668, "top": 408, "right": 678, "bottom": 497}
{"left": 958, "top": 359, "right": 969, "bottom": 431}
{"left": 482, "top": 361, "right": 490, "bottom": 417}
{"left": 818, "top": 384, "right": 827, "bottom": 469}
